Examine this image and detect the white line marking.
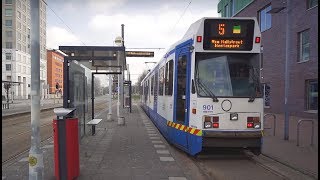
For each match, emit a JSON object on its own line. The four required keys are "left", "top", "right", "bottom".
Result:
{"left": 160, "top": 157, "right": 175, "bottom": 161}
{"left": 154, "top": 145, "right": 166, "bottom": 148}
{"left": 168, "top": 177, "right": 187, "bottom": 180}
{"left": 151, "top": 141, "right": 163, "bottom": 144}
{"left": 156, "top": 150, "right": 170, "bottom": 154}
{"left": 150, "top": 137, "right": 160, "bottom": 139}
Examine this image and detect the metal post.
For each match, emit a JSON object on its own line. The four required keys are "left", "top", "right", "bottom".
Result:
{"left": 107, "top": 67, "right": 113, "bottom": 121}
{"left": 92, "top": 74, "right": 95, "bottom": 119}
{"left": 121, "top": 24, "right": 125, "bottom": 109}
{"left": 284, "top": 0, "right": 292, "bottom": 140}
{"left": 29, "top": 0, "right": 44, "bottom": 179}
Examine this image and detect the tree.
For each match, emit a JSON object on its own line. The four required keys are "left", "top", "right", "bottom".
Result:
{"left": 134, "top": 70, "right": 148, "bottom": 95}
{"left": 94, "top": 77, "right": 102, "bottom": 96}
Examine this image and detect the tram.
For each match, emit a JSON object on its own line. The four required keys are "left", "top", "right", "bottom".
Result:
{"left": 141, "top": 17, "right": 263, "bottom": 156}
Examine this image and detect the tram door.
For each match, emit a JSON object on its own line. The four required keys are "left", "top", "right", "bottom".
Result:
{"left": 173, "top": 44, "right": 191, "bottom": 149}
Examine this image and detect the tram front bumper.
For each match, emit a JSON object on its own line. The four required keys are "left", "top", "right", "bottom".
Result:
{"left": 202, "top": 130, "right": 262, "bottom": 148}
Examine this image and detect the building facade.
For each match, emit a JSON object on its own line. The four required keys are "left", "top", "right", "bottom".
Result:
{"left": 46, "top": 50, "right": 64, "bottom": 94}
{"left": 217, "top": 0, "right": 318, "bottom": 118}
{"left": 2, "top": 0, "right": 47, "bottom": 100}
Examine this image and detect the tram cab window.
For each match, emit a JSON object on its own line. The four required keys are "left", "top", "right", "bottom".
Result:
{"left": 195, "top": 53, "right": 261, "bottom": 98}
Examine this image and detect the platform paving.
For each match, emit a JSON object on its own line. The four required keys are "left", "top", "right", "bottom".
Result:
{"left": 2, "top": 103, "right": 190, "bottom": 180}
{"left": 1, "top": 103, "right": 318, "bottom": 180}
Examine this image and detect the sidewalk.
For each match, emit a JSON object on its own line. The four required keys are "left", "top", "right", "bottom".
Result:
{"left": 2, "top": 98, "right": 63, "bottom": 118}
{"left": 2, "top": 103, "right": 192, "bottom": 180}
{"left": 263, "top": 113, "right": 318, "bottom": 179}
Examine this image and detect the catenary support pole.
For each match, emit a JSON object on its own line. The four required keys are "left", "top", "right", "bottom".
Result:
{"left": 121, "top": 24, "right": 125, "bottom": 108}
{"left": 107, "top": 67, "right": 113, "bottom": 120}
{"left": 29, "top": 0, "right": 44, "bottom": 179}
{"left": 284, "top": 0, "right": 292, "bottom": 140}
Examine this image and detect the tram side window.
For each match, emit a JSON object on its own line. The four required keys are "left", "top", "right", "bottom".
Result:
{"left": 165, "top": 60, "right": 173, "bottom": 96}
{"left": 151, "top": 75, "right": 154, "bottom": 95}
{"left": 159, "top": 66, "right": 165, "bottom": 96}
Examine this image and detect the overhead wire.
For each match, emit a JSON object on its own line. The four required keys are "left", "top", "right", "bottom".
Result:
{"left": 41, "top": 0, "right": 87, "bottom": 46}
{"left": 169, "top": 0, "right": 193, "bottom": 34}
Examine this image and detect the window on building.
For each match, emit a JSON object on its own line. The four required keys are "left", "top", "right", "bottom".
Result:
{"left": 224, "top": 4, "right": 229, "bottom": 17}
{"left": 5, "top": 9, "right": 13, "bottom": 16}
{"left": 298, "top": 29, "right": 310, "bottom": 62}
{"left": 5, "top": 20, "right": 12, "bottom": 27}
{"left": 306, "top": 79, "right": 318, "bottom": 110}
{"left": 23, "top": 4, "right": 26, "bottom": 12}
{"left": 23, "top": 14, "right": 26, "bottom": 22}
{"left": 6, "top": 64, "right": 12, "bottom": 71}
{"left": 6, "top": 42, "right": 13, "bottom": 49}
{"left": 262, "top": 83, "right": 271, "bottom": 108}
{"left": 5, "top": 53, "right": 12, "bottom": 60}
{"left": 307, "top": 0, "right": 318, "bottom": 9}
{"left": 230, "top": 0, "right": 236, "bottom": 16}
{"left": 7, "top": 76, "right": 12, "bottom": 81}
{"left": 6, "top": 31, "right": 13, "bottom": 37}
{"left": 259, "top": 5, "right": 272, "bottom": 32}
{"left": 5, "top": 0, "right": 13, "bottom": 4}
{"left": 18, "top": 21, "right": 21, "bottom": 29}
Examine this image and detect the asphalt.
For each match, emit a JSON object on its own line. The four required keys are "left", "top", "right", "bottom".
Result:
{"left": 1, "top": 101, "right": 318, "bottom": 180}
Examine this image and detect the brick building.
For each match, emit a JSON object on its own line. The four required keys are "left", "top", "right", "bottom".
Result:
{"left": 217, "top": 0, "right": 318, "bottom": 118}
{"left": 47, "top": 49, "right": 65, "bottom": 94}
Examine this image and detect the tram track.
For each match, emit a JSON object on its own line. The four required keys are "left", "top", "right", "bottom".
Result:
{"left": 2, "top": 98, "right": 109, "bottom": 165}
{"left": 190, "top": 148, "right": 315, "bottom": 180}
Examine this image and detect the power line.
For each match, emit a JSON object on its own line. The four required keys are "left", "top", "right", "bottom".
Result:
{"left": 42, "top": 0, "right": 87, "bottom": 46}
{"left": 169, "top": 0, "right": 192, "bottom": 34}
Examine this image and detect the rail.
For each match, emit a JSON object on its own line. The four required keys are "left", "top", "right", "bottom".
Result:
{"left": 264, "top": 113, "right": 276, "bottom": 136}
{"left": 297, "top": 119, "right": 315, "bottom": 146}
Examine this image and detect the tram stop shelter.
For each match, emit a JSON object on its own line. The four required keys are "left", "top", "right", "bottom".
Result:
{"left": 58, "top": 46, "right": 126, "bottom": 138}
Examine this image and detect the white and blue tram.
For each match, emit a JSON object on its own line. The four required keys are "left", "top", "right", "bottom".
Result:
{"left": 141, "top": 17, "right": 263, "bottom": 156}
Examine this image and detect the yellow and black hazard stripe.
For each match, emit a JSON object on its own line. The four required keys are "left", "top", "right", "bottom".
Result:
{"left": 167, "top": 121, "right": 202, "bottom": 136}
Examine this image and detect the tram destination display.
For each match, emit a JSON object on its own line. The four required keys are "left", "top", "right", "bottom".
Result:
{"left": 203, "top": 19, "right": 255, "bottom": 51}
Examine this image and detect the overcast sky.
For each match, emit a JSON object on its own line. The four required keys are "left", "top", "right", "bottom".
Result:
{"left": 46, "top": 0, "right": 220, "bottom": 85}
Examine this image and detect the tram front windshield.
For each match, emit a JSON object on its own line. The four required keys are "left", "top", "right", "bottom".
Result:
{"left": 195, "top": 52, "right": 262, "bottom": 98}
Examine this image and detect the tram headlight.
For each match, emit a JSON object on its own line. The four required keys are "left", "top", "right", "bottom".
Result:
{"left": 204, "top": 121, "right": 212, "bottom": 128}
{"left": 254, "top": 123, "right": 261, "bottom": 129}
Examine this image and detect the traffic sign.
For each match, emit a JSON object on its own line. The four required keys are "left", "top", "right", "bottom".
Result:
{"left": 126, "top": 51, "right": 154, "bottom": 57}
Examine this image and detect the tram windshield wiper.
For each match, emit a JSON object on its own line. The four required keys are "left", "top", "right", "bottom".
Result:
{"left": 195, "top": 71, "right": 219, "bottom": 102}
